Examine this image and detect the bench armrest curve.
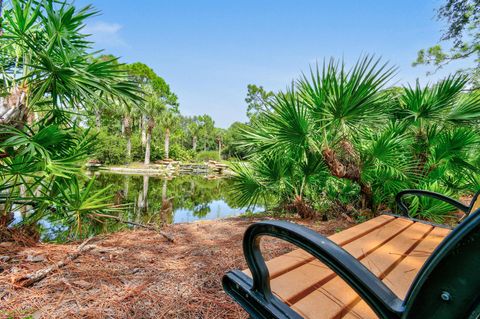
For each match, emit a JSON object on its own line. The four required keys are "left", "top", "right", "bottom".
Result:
{"left": 395, "top": 189, "right": 469, "bottom": 217}
{"left": 242, "top": 220, "right": 404, "bottom": 318}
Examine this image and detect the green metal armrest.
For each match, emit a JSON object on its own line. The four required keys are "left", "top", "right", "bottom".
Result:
{"left": 395, "top": 189, "right": 469, "bottom": 217}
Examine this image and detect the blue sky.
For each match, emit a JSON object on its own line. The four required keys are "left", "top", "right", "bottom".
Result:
{"left": 77, "top": 0, "right": 471, "bottom": 128}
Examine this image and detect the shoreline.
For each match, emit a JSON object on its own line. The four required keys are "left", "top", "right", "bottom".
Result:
{"left": 88, "top": 161, "right": 234, "bottom": 176}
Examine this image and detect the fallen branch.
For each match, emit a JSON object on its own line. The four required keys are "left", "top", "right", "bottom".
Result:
{"left": 12, "top": 237, "right": 95, "bottom": 288}
{"left": 93, "top": 213, "right": 174, "bottom": 243}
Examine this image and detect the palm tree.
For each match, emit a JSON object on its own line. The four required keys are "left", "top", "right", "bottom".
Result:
{"left": 140, "top": 83, "right": 168, "bottom": 164}
{"left": 397, "top": 75, "right": 480, "bottom": 173}
{"left": 188, "top": 120, "right": 201, "bottom": 151}
{"left": 236, "top": 56, "right": 396, "bottom": 210}
{"left": 123, "top": 106, "right": 134, "bottom": 161}
{"left": 124, "top": 62, "right": 177, "bottom": 164}
{"left": 0, "top": 0, "right": 139, "bottom": 232}
{"left": 215, "top": 128, "right": 225, "bottom": 160}
{"left": 161, "top": 110, "right": 178, "bottom": 159}
{"left": 233, "top": 56, "right": 480, "bottom": 221}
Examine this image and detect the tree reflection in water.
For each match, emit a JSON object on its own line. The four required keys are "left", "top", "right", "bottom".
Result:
{"left": 96, "top": 172, "right": 262, "bottom": 224}
{"left": 39, "top": 173, "right": 263, "bottom": 241}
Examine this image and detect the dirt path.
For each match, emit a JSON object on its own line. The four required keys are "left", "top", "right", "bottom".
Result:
{"left": 0, "top": 217, "right": 353, "bottom": 319}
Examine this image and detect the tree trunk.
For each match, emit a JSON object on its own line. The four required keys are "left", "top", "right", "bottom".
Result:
{"left": 144, "top": 129, "right": 151, "bottom": 165}
{"left": 144, "top": 118, "right": 154, "bottom": 165}
{"left": 141, "top": 115, "right": 147, "bottom": 146}
{"left": 95, "top": 109, "right": 101, "bottom": 129}
{"left": 124, "top": 115, "right": 132, "bottom": 162}
{"left": 164, "top": 128, "right": 170, "bottom": 159}
{"left": 192, "top": 136, "right": 197, "bottom": 151}
{"left": 0, "top": 86, "right": 29, "bottom": 129}
{"left": 218, "top": 140, "right": 222, "bottom": 159}
{"left": 321, "top": 145, "right": 373, "bottom": 210}
{"left": 415, "top": 130, "right": 429, "bottom": 175}
{"left": 126, "top": 135, "right": 132, "bottom": 161}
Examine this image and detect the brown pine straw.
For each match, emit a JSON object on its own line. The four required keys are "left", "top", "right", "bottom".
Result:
{"left": 0, "top": 217, "right": 352, "bottom": 319}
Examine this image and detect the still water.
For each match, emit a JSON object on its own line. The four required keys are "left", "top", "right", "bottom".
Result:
{"left": 35, "top": 172, "right": 261, "bottom": 241}
{"left": 94, "top": 172, "right": 261, "bottom": 224}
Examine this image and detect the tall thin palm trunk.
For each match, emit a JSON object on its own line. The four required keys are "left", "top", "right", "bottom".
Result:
{"left": 144, "top": 118, "right": 154, "bottom": 165}
{"left": 126, "top": 135, "right": 132, "bottom": 160}
{"left": 124, "top": 115, "right": 132, "bottom": 162}
{"left": 192, "top": 136, "right": 197, "bottom": 151}
{"left": 95, "top": 109, "right": 101, "bottom": 129}
{"left": 144, "top": 129, "right": 152, "bottom": 165}
{"left": 164, "top": 128, "right": 170, "bottom": 159}
{"left": 141, "top": 115, "right": 147, "bottom": 146}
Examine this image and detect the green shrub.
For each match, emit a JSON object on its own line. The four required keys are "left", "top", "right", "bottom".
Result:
{"left": 92, "top": 131, "right": 127, "bottom": 165}
{"left": 196, "top": 150, "right": 220, "bottom": 162}
{"left": 130, "top": 134, "right": 145, "bottom": 162}
{"left": 169, "top": 144, "right": 195, "bottom": 161}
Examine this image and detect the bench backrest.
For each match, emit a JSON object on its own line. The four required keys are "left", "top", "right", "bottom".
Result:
{"left": 403, "top": 207, "right": 480, "bottom": 318}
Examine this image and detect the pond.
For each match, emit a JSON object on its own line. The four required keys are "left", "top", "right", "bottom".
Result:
{"left": 34, "top": 172, "right": 262, "bottom": 241}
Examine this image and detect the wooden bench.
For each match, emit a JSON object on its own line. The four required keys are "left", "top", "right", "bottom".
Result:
{"left": 223, "top": 190, "right": 480, "bottom": 318}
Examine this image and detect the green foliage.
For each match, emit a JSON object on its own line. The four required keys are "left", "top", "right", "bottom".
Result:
{"left": 405, "top": 182, "right": 457, "bottom": 223}
{"left": 125, "top": 62, "right": 178, "bottom": 106}
{"left": 413, "top": 0, "right": 480, "bottom": 87}
{"left": 169, "top": 144, "right": 195, "bottom": 161}
{"left": 222, "top": 122, "right": 250, "bottom": 159}
{"left": 245, "top": 84, "right": 275, "bottom": 120}
{"left": 196, "top": 150, "right": 221, "bottom": 162}
{"left": 92, "top": 130, "right": 127, "bottom": 165}
{"left": 0, "top": 0, "right": 139, "bottom": 237}
{"left": 232, "top": 55, "right": 480, "bottom": 222}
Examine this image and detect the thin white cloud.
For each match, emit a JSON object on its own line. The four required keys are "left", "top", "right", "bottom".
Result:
{"left": 84, "top": 21, "right": 127, "bottom": 47}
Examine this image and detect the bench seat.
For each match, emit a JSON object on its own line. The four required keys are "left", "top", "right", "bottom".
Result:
{"left": 243, "top": 215, "right": 451, "bottom": 318}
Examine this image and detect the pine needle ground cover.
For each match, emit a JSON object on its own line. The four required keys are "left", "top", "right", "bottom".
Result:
{"left": 0, "top": 217, "right": 352, "bottom": 319}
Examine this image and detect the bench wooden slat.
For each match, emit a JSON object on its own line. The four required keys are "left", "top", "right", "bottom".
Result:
{"left": 290, "top": 222, "right": 433, "bottom": 319}
{"left": 344, "top": 226, "right": 451, "bottom": 319}
{"left": 244, "top": 215, "right": 395, "bottom": 279}
{"left": 270, "top": 217, "right": 413, "bottom": 303}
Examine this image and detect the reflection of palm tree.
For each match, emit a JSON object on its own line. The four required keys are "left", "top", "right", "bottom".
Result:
{"left": 143, "top": 175, "right": 149, "bottom": 212}
{"left": 160, "top": 178, "right": 173, "bottom": 225}
{"left": 137, "top": 175, "right": 150, "bottom": 214}
{"left": 162, "top": 178, "right": 168, "bottom": 201}
{"left": 124, "top": 175, "right": 130, "bottom": 198}
{"left": 188, "top": 121, "right": 201, "bottom": 151}
{"left": 161, "top": 111, "right": 178, "bottom": 159}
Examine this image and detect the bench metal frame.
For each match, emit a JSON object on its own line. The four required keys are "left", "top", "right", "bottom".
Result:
{"left": 223, "top": 190, "right": 480, "bottom": 319}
